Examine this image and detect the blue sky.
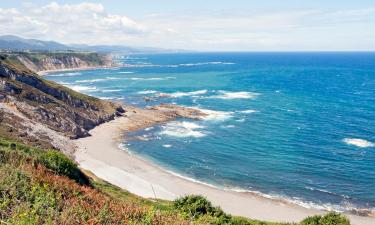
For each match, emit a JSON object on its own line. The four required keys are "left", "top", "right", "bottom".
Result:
{"left": 1, "top": 1, "right": 375, "bottom": 51}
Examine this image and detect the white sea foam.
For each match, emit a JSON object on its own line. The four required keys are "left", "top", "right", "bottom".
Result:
{"left": 48, "top": 72, "right": 82, "bottom": 77}
{"left": 158, "top": 90, "right": 207, "bottom": 98}
{"left": 238, "top": 109, "right": 258, "bottom": 114}
{"left": 162, "top": 144, "right": 173, "bottom": 148}
{"left": 124, "top": 62, "right": 235, "bottom": 68}
{"left": 76, "top": 77, "right": 121, "bottom": 83}
{"left": 101, "top": 89, "right": 122, "bottom": 93}
{"left": 159, "top": 121, "right": 206, "bottom": 138}
{"left": 99, "top": 97, "right": 115, "bottom": 100}
{"left": 119, "top": 71, "right": 134, "bottom": 74}
{"left": 209, "top": 91, "right": 260, "bottom": 100}
{"left": 179, "top": 61, "right": 235, "bottom": 67}
{"left": 128, "top": 77, "right": 175, "bottom": 81}
{"left": 138, "top": 90, "right": 157, "bottom": 94}
{"left": 76, "top": 78, "right": 107, "bottom": 83}
{"left": 144, "top": 127, "right": 154, "bottom": 131}
{"left": 229, "top": 187, "right": 361, "bottom": 213}
{"left": 191, "top": 107, "right": 233, "bottom": 121}
{"left": 343, "top": 138, "right": 375, "bottom": 148}
{"left": 98, "top": 96, "right": 124, "bottom": 100}
{"left": 68, "top": 85, "right": 97, "bottom": 92}
{"left": 57, "top": 81, "right": 70, "bottom": 85}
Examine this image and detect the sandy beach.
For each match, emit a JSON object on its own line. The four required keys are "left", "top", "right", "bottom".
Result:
{"left": 74, "top": 106, "right": 375, "bottom": 225}
{"left": 37, "top": 65, "right": 122, "bottom": 76}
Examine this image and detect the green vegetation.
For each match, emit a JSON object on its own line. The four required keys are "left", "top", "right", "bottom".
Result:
{"left": 0, "top": 136, "right": 353, "bottom": 224}
{"left": 300, "top": 213, "right": 350, "bottom": 225}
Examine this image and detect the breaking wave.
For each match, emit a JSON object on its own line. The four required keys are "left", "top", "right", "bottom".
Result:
{"left": 48, "top": 72, "right": 82, "bottom": 77}
{"left": 209, "top": 91, "right": 260, "bottom": 100}
{"left": 159, "top": 121, "right": 207, "bottom": 138}
{"left": 158, "top": 90, "right": 207, "bottom": 98}
{"left": 343, "top": 138, "right": 375, "bottom": 148}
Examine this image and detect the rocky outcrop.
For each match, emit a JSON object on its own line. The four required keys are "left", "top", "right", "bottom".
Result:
{"left": 0, "top": 56, "right": 125, "bottom": 151}
{"left": 8, "top": 52, "right": 114, "bottom": 73}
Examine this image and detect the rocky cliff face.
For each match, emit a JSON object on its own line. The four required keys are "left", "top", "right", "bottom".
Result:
{"left": 0, "top": 56, "right": 124, "bottom": 152}
{"left": 9, "top": 52, "right": 114, "bottom": 73}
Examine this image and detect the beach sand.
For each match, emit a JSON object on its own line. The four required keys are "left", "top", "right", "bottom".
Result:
{"left": 74, "top": 107, "right": 375, "bottom": 225}
{"left": 37, "top": 65, "right": 121, "bottom": 76}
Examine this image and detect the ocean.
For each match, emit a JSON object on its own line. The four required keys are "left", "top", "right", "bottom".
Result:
{"left": 45, "top": 52, "right": 375, "bottom": 213}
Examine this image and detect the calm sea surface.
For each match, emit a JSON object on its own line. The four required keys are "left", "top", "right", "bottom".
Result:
{"left": 45, "top": 52, "right": 375, "bottom": 212}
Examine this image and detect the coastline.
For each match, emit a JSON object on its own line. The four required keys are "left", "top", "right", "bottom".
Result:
{"left": 73, "top": 106, "right": 375, "bottom": 225}
{"left": 37, "top": 65, "right": 122, "bottom": 76}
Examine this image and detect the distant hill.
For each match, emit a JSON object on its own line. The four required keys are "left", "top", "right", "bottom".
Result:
{"left": 0, "top": 35, "right": 71, "bottom": 51}
{"left": 0, "top": 35, "right": 188, "bottom": 54}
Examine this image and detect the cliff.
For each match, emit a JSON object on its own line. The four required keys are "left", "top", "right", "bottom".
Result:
{"left": 4, "top": 51, "right": 114, "bottom": 73}
{"left": 0, "top": 54, "right": 124, "bottom": 153}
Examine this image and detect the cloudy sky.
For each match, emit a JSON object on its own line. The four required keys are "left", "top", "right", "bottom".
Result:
{"left": 1, "top": 0, "right": 375, "bottom": 51}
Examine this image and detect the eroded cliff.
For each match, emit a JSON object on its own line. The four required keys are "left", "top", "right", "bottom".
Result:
{"left": 0, "top": 55, "right": 124, "bottom": 153}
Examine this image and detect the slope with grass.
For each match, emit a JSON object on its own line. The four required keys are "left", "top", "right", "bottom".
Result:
{"left": 0, "top": 137, "right": 350, "bottom": 225}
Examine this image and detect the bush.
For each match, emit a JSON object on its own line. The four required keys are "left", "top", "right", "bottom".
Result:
{"left": 39, "top": 150, "right": 89, "bottom": 185}
{"left": 300, "top": 212, "right": 350, "bottom": 225}
{"left": 173, "top": 195, "right": 227, "bottom": 220}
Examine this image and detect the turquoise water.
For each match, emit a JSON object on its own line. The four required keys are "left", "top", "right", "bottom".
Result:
{"left": 45, "top": 53, "right": 375, "bottom": 213}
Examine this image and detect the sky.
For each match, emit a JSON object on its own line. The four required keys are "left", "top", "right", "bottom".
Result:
{"left": 1, "top": 0, "right": 375, "bottom": 51}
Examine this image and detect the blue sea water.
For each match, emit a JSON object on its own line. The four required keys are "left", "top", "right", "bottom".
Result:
{"left": 45, "top": 52, "right": 375, "bottom": 213}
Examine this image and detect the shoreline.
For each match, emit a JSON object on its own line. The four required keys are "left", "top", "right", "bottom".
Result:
{"left": 73, "top": 106, "right": 375, "bottom": 225}
{"left": 37, "top": 65, "right": 122, "bottom": 76}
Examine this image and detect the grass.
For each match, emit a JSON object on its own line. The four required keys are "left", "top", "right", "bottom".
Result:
{"left": 0, "top": 136, "right": 352, "bottom": 224}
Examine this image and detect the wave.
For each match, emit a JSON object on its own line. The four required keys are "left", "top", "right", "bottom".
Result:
{"left": 238, "top": 109, "right": 258, "bottom": 114}
{"left": 228, "top": 187, "right": 372, "bottom": 214}
{"left": 158, "top": 90, "right": 207, "bottom": 98}
{"left": 119, "top": 71, "right": 134, "bottom": 74}
{"left": 101, "top": 89, "right": 122, "bottom": 93}
{"left": 99, "top": 97, "right": 125, "bottom": 100}
{"left": 144, "top": 127, "right": 154, "bottom": 131}
{"left": 208, "top": 91, "right": 260, "bottom": 100}
{"left": 191, "top": 107, "right": 233, "bottom": 121}
{"left": 343, "top": 138, "right": 375, "bottom": 148}
{"left": 162, "top": 144, "right": 173, "bottom": 148}
{"left": 123, "top": 61, "right": 235, "bottom": 68}
{"left": 138, "top": 90, "right": 157, "bottom": 94}
{"left": 159, "top": 121, "right": 207, "bottom": 138}
{"left": 128, "top": 77, "right": 175, "bottom": 81}
{"left": 179, "top": 61, "right": 235, "bottom": 67}
{"left": 75, "top": 77, "right": 122, "bottom": 83}
{"left": 48, "top": 72, "right": 82, "bottom": 77}
{"left": 68, "top": 85, "right": 97, "bottom": 92}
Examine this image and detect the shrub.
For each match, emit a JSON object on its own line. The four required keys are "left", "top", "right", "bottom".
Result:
{"left": 173, "top": 195, "right": 227, "bottom": 219}
{"left": 300, "top": 212, "right": 350, "bottom": 225}
{"left": 38, "top": 150, "right": 89, "bottom": 185}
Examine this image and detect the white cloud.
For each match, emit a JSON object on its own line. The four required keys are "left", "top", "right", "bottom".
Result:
{"left": 0, "top": 2, "right": 147, "bottom": 44}
{"left": 0, "top": 2, "right": 375, "bottom": 51}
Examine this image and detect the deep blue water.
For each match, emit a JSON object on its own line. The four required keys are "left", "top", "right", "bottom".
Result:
{"left": 45, "top": 52, "right": 375, "bottom": 212}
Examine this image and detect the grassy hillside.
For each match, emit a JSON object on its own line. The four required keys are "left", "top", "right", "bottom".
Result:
{"left": 0, "top": 136, "right": 350, "bottom": 225}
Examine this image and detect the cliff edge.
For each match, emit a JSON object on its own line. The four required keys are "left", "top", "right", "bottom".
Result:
{"left": 0, "top": 54, "right": 124, "bottom": 153}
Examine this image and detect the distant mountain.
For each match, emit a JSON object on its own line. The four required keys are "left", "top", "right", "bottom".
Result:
{"left": 0, "top": 35, "right": 188, "bottom": 54}
{"left": 0, "top": 35, "right": 71, "bottom": 51}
